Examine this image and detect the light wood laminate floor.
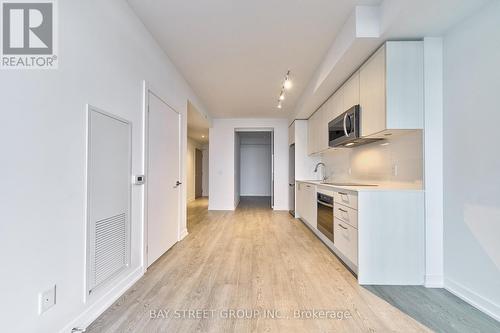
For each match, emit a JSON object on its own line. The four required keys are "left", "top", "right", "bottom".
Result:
{"left": 86, "top": 197, "right": 498, "bottom": 333}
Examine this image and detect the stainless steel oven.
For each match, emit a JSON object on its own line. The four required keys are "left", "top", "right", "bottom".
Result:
{"left": 317, "top": 192, "right": 334, "bottom": 242}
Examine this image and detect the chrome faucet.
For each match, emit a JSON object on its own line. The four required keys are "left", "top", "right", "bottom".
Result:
{"left": 314, "top": 162, "right": 327, "bottom": 181}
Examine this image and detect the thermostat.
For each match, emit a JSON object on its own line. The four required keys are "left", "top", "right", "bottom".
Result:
{"left": 132, "top": 175, "right": 145, "bottom": 185}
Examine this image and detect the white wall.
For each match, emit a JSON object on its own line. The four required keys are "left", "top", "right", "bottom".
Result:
{"left": 239, "top": 132, "right": 272, "bottom": 196}
{"left": 423, "top": 37, "right": 444, "bottom": 288}
{"left": 320, "top": 131, "right": 424, "bottom": 185}
{"left": 443, "top": 0, "right": 500, "bottom": 321}
{"left": 209, "top": 118, "right": 289, "bottom": 210}
{"left": 0, "top": 1, "right": 208, "bottom": 332}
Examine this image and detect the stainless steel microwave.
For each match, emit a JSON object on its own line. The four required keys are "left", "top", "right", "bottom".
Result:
{"left": 328, "top": 105, "right": 381, "bottom": 148}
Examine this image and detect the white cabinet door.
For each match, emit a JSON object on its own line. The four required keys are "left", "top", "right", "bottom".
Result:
{"left": 296, "top": 182, "right": 304, "bottom": 218}
{"left": 317, "top": 105, "right": 329, "bottom": 153}
{"left": 301, "top": 183, "right": 317, "bottom": 229}
{"left": 307, "top": 111, "right": 322, "bottom": 155}
{"left": 360, "top": 45, "right": 386, "bottom": 137}
{"left": 343, "top": 71, "right": 360, "bottom": 110}
{"left": 334, "top": 218, "right": 358, "bottom": 266}
{"left": 307, "top": 115, "right": 315, "bottom": 155}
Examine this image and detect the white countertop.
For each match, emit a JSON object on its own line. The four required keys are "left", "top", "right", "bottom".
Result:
{"left": 296, "top": 179, "right": 423, "bottom": 192}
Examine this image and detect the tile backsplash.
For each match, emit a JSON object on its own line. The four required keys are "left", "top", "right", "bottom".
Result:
{"left": 320, "top": 130, "right": 423, "bottom": 185}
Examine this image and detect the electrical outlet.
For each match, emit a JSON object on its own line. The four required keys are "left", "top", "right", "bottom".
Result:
{"left": 39, "top": 285, "right": 56, "bottom": 315}
{"left": 392, "top": 164, "right": 398, "bottom": 176}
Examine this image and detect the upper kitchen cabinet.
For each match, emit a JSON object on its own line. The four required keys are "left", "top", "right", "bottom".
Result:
{"left": 359, "top": 41, "right": 424, "bottom": 138}
{"left": 342, "top": 71, "right": 360, "bottom": 111}
{"left": 323, "top": 88, "right": 343, "bottom": 124}
{"left": 307, "top": 105, "right": 328, "bottom": 155}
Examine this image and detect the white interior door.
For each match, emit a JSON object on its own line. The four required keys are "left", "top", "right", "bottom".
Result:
{"left": 147, "top": 92, "right": 181, "bottom": 267}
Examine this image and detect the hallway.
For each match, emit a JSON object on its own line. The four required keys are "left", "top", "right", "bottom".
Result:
{"left": 86, "top": 198, "right": 428, "bottom": 332}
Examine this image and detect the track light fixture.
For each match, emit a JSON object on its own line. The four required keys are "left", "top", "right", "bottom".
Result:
{"left": 276, "top": 70, "right": 292, "bottom": 109}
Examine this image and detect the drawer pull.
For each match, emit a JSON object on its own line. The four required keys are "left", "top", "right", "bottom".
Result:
{"left": 339, "top": 223, "right": 348, "bottom": 230}
{"left": 338, "top": 208, "right": 348, "bottom": 213}
{"left": 338, "top": 192, "right": 348, "bottom": 196}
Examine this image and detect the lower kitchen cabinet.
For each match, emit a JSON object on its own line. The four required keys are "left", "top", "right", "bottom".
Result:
{"left": 295, "top": 181, "right": 424, "bottom": 285}
{"left": 296, "top": 182, "right": 316, "bottom": 229}
{"left": 334, "top": 218, "right": 358, "bottom": 266}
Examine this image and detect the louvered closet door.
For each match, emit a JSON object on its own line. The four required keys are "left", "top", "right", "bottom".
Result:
{"left": 87, "top": 107, "right": 131, "bottom": 294}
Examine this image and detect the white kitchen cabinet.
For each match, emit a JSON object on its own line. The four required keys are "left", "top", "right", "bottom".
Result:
{"left": 335, "top": 203, "right": 358, "bottom": 228}
{"left": 359, "top": 41, "right": 424, "bottom": 137}
{"left": 323, "top": 89, "right": 343, "bottom": 125}
{"left": 302, "top": 183, "right": 317, "bottom": 229}
{"left": 317, "top": 106, "right": 329, "bottom": 153}
{"left": 307, "top": 112, "right": 316, "bottom": 155}
{"left": 296, "top": 182, "right": 424, "bottom": 285}
{"left": 307, "top": 106, "right": 328, "bottom": 155}
{"left": 308, "top": 103, "right": 328, "bottom": 155}
{"left": 296, "top": 182, "right": 305, "bottom": 219}
{"left": 342, "top": 71, "right": 360, "bottom": 111}
{"left": 334, "top": 218, "right": 358, "bottom": 266}
{"left": 334, "top": 191, "right": 358, "bottom": 209}
{"left": 296, "top": 182, "right": 317, "bottom": 229}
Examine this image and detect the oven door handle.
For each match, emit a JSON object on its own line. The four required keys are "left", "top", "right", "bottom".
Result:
{"left": 317, "top": 200, "right": 333, "bottom": 208}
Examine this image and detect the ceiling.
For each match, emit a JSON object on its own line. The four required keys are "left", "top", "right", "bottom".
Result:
{"left": 187, "top": 101, "right": 210, "bottom": 144}
{"left": 128, "top": 0, "right": 490, "bottom": 120}
{"left": 127, "top": 0, "right": 380, "bottom": 118}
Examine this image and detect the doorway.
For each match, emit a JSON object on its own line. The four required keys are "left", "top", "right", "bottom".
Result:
{"left": 145, "top": 90, "right": 181, "bottom": 268}
{"left": 234, "top": 130, "right": 274, "bottom": 209}
{"left": 186, "top": 101, "right": 210, "bottom": 230}
{"left": 195, "top": 148, "right": 203, "bottom": 198}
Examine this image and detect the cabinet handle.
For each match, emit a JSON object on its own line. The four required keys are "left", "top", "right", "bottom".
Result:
{"left": 338, "top": 223, "right": 348, "bottom": 230}
{"left": 338, "top": 208, "right": 348, "bottom": 213}
{"left": 338, "top": 192, "right": 348, "bottom": 196}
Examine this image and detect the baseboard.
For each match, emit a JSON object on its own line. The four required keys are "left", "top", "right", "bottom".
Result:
{"left": 273, "top": 206, "right": 290, "bottom": 211}
{"left": 59, "top": 266, "right": 144, "bottom": 333}
{"left": 445, "top": 277, "right": 500, "bottom": 322}
{"left": 179, "top": 228, "right": 189, "bottom": 240}
{"left": 425, "top": 274, "right": 444, "bottom": 288}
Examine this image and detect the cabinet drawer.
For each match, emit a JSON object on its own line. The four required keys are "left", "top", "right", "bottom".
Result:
{"left": 334, "top": 218, "right": 358, "bottom": 266}
{"left": 334, "top": 204, "right": 358, "bottom": 228}
{"left": 334, "top": 191, "right": 358, "bottom": 209}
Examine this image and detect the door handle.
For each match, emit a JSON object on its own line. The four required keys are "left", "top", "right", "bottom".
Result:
{"left": 174, "top": 181, "right": 182, "bottom": 188}
{"left": 343, "top": 113, "right": 349, "bottom": 137}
